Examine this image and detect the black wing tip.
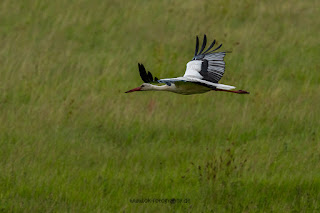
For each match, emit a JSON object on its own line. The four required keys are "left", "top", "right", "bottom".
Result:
{"left": 214, "top": 43, "right": 223, "bottom": 51}
{"left": 193, "top": 35, "right": 223, "bottom": 59}
{"left": 138, "top": 63, "right": 147, "bottom": 83}
{"left": 137, "top": 62, "right": 159, "bottom": 83}
{"left": 198, "top": 34, "right": 207, "bottom": 55}
{"left": 194, "top": 36, "right": 199, "bottom": 57}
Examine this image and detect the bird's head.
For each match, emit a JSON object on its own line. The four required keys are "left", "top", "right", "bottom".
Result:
{"left": 125, "top": 83, "right": 153, "bottom": 93}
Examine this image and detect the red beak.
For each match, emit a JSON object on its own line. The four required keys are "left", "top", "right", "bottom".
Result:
{"left": 125, "top": 86, "right": 142, "bottom": 93}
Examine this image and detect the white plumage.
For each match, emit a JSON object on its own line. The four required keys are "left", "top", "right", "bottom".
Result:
{"left": 125, "top": 35, "right": 249, "bottom": 95}
{"left": 184, "top": 60, "right": 203, "bottom": 78}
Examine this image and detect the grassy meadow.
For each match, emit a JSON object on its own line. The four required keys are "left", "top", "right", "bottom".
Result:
{"left": 0, "top": 0, "right": 320, "bottom": 212}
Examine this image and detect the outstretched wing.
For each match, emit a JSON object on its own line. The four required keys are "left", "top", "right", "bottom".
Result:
{"left": 138, "top": 63, "right": 159, "bottom": 83}
{"left": 184, "top": 35, "right": 226, "bottom": 83}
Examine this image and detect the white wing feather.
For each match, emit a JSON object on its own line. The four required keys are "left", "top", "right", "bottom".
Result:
{"left": 183, "top": 61, "right": 202, "bottom": 78}
{"left": 159, "top": 76, "right": 235, "bottom": 90}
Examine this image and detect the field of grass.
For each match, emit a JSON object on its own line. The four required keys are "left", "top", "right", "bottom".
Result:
{"left": 0, "top": 0, "right": 319, "bottom": 212}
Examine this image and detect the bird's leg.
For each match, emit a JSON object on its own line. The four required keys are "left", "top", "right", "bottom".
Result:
{"left": 215, "top": 88, "right": 249, "bottom": 94}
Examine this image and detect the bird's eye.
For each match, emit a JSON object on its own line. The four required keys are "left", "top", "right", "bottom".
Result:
{"left": 141, "top": 85, "right": 144, "bottom": 87}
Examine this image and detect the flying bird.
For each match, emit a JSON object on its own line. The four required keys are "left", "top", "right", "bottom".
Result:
{"left": 125, "top": 35, "right": 249, "bottom": 95}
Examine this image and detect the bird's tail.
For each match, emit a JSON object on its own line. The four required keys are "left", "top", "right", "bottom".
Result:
{"left": 215, "top": 83, "right": 236, "bottom": 90}
{"left": 215, "top": 84, "right": 250, "bottom": 94}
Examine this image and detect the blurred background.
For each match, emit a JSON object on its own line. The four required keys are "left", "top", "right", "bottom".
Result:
{"left": 0, "top": 0, "right": 319, "bottom": 212}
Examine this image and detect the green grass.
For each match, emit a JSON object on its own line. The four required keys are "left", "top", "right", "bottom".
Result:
{"left": 0, "top": 0, "right": 320, "bottom": 212}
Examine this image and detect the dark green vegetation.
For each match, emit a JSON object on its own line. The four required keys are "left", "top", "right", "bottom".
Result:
{"left": 0, "top": 0, "right": 319, "bottom": 212}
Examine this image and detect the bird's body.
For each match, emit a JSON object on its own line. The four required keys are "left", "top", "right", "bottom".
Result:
{"left": 126, "top": 35, "right": 249, "bottom": 95}
{"left": 169, "top": 81, "right": 212, "bottom": 95}
{"left": 139, "top": 81, "right": 211, "bottom": 95}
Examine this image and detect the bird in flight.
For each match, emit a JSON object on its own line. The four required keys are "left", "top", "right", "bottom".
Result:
{"left": 125, "top": 35, "right": 249, "bottom": 95}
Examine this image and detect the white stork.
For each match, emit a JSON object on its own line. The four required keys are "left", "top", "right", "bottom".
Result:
{"left": 125, "top": 35, "right": 249, "bottom": 95}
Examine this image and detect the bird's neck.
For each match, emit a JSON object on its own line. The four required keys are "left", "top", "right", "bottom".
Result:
{"left": 149, "top": 84, "right": 174, "bottom": 92}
